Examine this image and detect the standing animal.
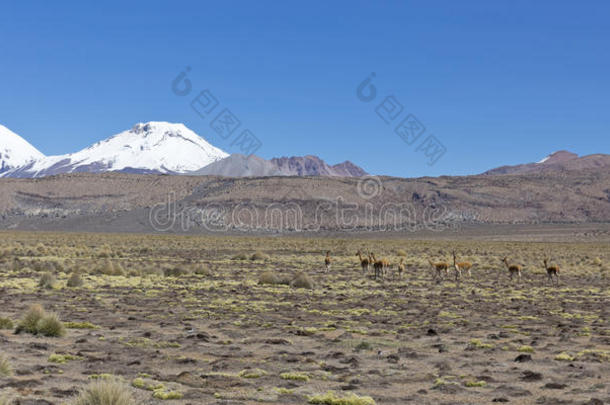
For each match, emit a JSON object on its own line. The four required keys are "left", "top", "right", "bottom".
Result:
{"left": 357, "top": 250, "right": 370, "bottom": 274}
{"left": 428, "top": 258, "right": 449, "bottom": 280}
{"left": 453, "top": 251, "right": 473, "bottom": 278}
{"left": 324, "top": 251, "right": 332, "bottom": 272}
{"left": 543, "top": 258, "right": 560, "bottom": 286}
{"left": 397, "top": 258, "right": 405, "bottom": 279}
{"left": 370, "top": 253, "right": 385, "bottom": 280}
{"left": 502, "top": 257, "right": 522, "bottom": 283}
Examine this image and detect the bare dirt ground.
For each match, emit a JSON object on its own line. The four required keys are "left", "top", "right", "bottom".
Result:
{"left": 0, "top": 230, "right": 608, "bottom": 404}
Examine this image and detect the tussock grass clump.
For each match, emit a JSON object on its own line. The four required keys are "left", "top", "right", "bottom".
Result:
{"left": 16, "top": 304, "right": 45, "bottom": 334}
{"left": 0, "top": 318, "right": 13, "bottom": 330}
{"left": 308, "top": 391, "right": 376, "bottom": 405}
{"left": 258, "top": 271, "right": 280, "bottom": 285}
{"left": 16, "top": 305, "right": 65, "bottom": 337}
{"left": 0, "top": 353, "right": 12, "bottom": 377}
{"left": 291, "top": 272, "right": 314, "bottom": 289}
{"left": 67, "top": 272, "right": 84, "bottom": 287}
{"left": 36, "top": 313, "right": 66, "bottom": 337}
{"left": 38, "top": 272, "right": 57, "bottom": 289}
{"left": 395, "top": 249, "right": 407, "bottom": 257}
{"left": 232, "top": 253, "right": 249, "bottom": 260}
{"left": 192, "top": 264, "right": 211, "bottom": 276}
{"left": 250, "top": 251, "right": 270, "bottom": 261}
{"left": 163, "top": 266, "right": 191, "bottom": 277}
{"left": 73, "top": 377, "right": 133, "bottom": 405}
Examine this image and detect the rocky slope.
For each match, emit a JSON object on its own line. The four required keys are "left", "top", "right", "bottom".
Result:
{"left": 0, "top": 166, "right": 608, "bottom": 233}
{"left": 483, "top": 150, "right": 609, "bottom": 175}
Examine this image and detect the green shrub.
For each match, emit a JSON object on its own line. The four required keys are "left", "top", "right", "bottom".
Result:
{"left": 73, "top": 377, "right": 133, "bottom": 405}
{"left": 38, "top": 272, "right": 56, "bottom": 289}
{"left": 280, "top": 372, "right": 310, "bottom": 381}
{"left": 0, "top": 353, "right": 12, "bottom": 377}
{"left": 308, "top": 391, "right": 376, "bottom": 405}
{"left": 0, "top": 317, "right": 13, "bottom": 330}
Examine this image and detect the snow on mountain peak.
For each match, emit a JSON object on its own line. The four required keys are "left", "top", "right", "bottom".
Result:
{"left": 536, "top": 150, "right": 578, "bottom": 165}
{"left": 2, "top": 122, "right": 229, "bottom": 177}
{"left": 0, "top": 124, "right": 45, "bottom": 173}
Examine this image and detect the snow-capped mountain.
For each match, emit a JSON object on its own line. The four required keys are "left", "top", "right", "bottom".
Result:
{"left": 0, "top": 124, "right": 45, "bottom": 174}
{"left": 3, "top": 122, "right": 228, "bottom": 178}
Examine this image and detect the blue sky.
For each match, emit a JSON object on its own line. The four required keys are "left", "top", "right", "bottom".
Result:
{"left": 1, "top": 1, "right": 608, "bottom": 177}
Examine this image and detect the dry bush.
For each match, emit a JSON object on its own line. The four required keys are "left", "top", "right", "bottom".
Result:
{"left": 251, "top": 251, "right": 270, "bottom": 261}
{"left": 232, "top": 253, "right": 249, "bottom": 260}
{"left": 0, "top": 353, "right": 12, "bottom": 377}
{"left": 16, "top": 304, "right": 45, "bottom": 334}
{"left": 192, "top": 264, "right": 211, "bottom": 276}
{"left": 16, "top": 305, "right": 65, "bottom": 337}
{"left": 258, "top": 271, "right": 279, "bottom": 285}
{"left": 163, "top": 266, "right": 191, "bottom": 277}
{"left": 73, "top": 377, "right": 134, "bottom": 405}
{"left": 67, "top": 272, "right": 84, "bottom": 288}
{"left": 291, "top": 272, "right": 314, "bottom": 289}
{"left": 35, "top": 313, "right": 66, "bottom": 337}
{"left": 38, "top": 272, "right": 57, "bottom": 289}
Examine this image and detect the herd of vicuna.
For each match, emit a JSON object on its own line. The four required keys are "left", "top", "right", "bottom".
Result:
{"left": 323, "top": 250, "right": 560, "bottom": 286}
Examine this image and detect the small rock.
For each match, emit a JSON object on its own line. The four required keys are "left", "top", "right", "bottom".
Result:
{"left": 386, "top": 354, "right": 399, "bottom": 363}
{"left": 515, "top": 354, "right": 532, "bottom": 362}
{"left": 543, "top": 382, "right": 567, "bottom": 389}
{"left": 521, "top": 371, "right": 543, "bottom": 382}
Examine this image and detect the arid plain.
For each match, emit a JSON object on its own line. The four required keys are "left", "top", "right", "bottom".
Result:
{"left": 0, "top": 230, "right": 608, "bottom": 405}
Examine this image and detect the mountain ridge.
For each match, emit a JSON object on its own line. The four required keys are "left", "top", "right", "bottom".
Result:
{"left": 483, "top": 150, "right": 609, "bottom": 175}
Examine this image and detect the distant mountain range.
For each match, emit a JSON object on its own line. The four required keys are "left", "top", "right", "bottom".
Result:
{"left": 0, "top": 122, "right": 368, "bottom": 178}
{"left": 483, "top": 150, "right": 610, "bottom": 175}
{"left": 191, "top": 154, "right": 367, "bottom": 177}
{"left": 1, "top": 121, "right": 607, "bottom": 179}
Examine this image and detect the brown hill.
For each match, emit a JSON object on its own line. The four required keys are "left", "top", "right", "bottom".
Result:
{"left": 0, "top": 166, "right": 608, "bottom": 233}
{"left": 483, "top": 150, "right": 610, "bottom": 175}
